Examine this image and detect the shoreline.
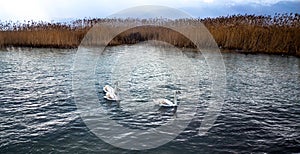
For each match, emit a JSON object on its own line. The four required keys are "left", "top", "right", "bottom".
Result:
{"left": 2, "top": 45, "right": 299, "bottom": 58}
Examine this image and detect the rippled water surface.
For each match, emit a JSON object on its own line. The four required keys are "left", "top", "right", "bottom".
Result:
{"left": 0, "top": 45, "right": 299, "bottom": 153}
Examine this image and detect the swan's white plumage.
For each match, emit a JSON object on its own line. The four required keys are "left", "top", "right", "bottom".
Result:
{"left": 103, "top": 82, "right": 119, "bottom": 101}
{"left": 153, "top": 99, "right": 177, "bottom": 107}
{"left": 154, "top": 91, "right": 180, "bottom": 107}
{"left": 104, "top": 92, "right": 119, "bottom": 101}
{"left": 103, "top": 85, "right": 114, "bottom": 93}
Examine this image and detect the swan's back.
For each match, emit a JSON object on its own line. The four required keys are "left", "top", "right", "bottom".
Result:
{"left": 153, "top": 99, "right": 175, "bottom": 107}
{"left": 104, "top": 92, "right": 118, "bottom": 101}
{"left": 106, "top": 92, "right": 113, "bottom": 99}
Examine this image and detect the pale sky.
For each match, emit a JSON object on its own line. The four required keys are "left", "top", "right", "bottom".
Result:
{"left": 0, "top": 0, "right": 298, "bottom": 21}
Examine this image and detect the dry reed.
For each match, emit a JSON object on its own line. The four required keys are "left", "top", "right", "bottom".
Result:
{"left": 0, "top": 13, "right": 299, "bottom": 56}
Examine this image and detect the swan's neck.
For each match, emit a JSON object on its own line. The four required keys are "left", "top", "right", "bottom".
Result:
{"left": 114, "top": 83, "right": 118, "bottom": 93}
{"left": 174, "top": 92, "right": 177, "bottom": 105}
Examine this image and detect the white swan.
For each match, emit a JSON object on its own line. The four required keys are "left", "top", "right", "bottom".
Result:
{"left": 154, "top": 91, "right": 181, "bottom": 107}
{"left": 103, "top": 81, "right": 120, "bottom": 101}
{"left": 103, "top": 82, "right": 118, "bottom": 93}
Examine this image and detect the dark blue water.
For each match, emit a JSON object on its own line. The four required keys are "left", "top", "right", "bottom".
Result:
{"left": 0, "top": 46, "right": 299, "bottom": 153}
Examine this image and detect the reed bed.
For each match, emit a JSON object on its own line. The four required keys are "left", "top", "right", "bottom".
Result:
{"left": 0, "top": 13, "right": 299, "bottom": 56}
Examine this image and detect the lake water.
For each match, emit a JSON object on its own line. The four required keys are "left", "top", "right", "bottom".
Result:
{"left": 0, "top": 44, "right": 299, "bottom": 153}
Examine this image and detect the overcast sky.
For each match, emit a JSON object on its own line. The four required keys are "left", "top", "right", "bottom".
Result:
{"left": 0, "top": 0, "right": 298, "bottom": 21}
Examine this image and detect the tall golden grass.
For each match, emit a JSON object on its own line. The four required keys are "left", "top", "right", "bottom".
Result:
{"left": 0, "top": 13, "right": 299, "bottom": 56}
{"left": 203, "top": 14, "right": 300, "bottom": 55}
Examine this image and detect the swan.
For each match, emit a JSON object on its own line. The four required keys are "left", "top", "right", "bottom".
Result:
{"left": 103, "top": 81, "right": 119, "bottom": 93}
{"left": 104, "top": 91, "right": 119, "bottom": 101}
{"left": 103, "top": 81, "right": 120, "bottom": 101}
{"left": 154, "top": 91, "right": 181, "bottom": 107}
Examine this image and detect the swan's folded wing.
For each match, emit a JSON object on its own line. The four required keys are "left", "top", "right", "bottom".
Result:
{"left": 160, "top": 100, "right": 169, "bottom": 105}
{"left": 105, "top": 92, "right": 118, "bottom": 101}
{"left": 156, "top": 99, "right": 171, "bottom": 106}
{"left": 103, "top": 86, "right": 107, "bottom": 92}
{"left": 153, "top": 99, "right": 163, "bottom": 105}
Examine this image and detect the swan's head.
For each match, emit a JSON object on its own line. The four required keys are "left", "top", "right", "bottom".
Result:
{"left": 175, "top": 90, "right": 181, "bottom": 94}
{"left": 114, "top": 81, "right": 119, "bottom": 86}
